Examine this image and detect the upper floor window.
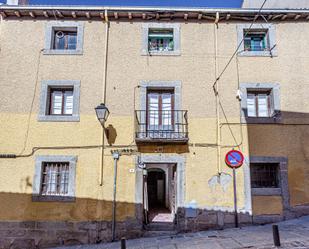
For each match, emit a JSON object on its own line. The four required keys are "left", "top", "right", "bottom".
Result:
{"left": 142, "top": 23, "right": 180, "bottom": 56}
{"left": 38, "top": 80, "right": 80, "bottom": 122}
{"left": 49, "top": 88, "right": 74, "bottom": 116}
{"left": 44, "top": 21, "right": 84, "bottom": 55}
{"left": 237, "top": 24, "right": 277, "bottom": 57}
{"left": 148, "top": 28, "right": 174, "bottom": 52}
{"left": 52, "top": 29, "right": 77, "bottom": 50}
{"left": 240, "top": 83, "right": 281, "bottom": 123}
{"left": 247, "top": 90, "right": 273, "bottom": 117}
{"left": 147, "top": 89, "right": 175, "bottom": 131}
{"left": 244, "top": 30, "right": 269, "bottom": 52}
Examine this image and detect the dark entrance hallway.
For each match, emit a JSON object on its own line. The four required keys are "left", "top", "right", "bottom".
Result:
{"left": 143, "top": 165, "right": 176, "bottom": 224}
{"left": 147, "top": 169, "right": 166, "bottom": 208}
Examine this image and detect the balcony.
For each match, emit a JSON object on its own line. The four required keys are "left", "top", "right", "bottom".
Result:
{"left": 135, "top": 110, "right": 188, "bottom": 143}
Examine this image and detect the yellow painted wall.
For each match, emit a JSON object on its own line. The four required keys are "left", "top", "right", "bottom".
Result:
{"left": 252, "top": 196, "right": 283, "bottom": 215}
{"left": 0, "top": 19, "right": 308, "bottom": 221}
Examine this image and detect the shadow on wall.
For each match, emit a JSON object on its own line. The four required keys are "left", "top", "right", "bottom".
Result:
{"left": 1, "top": 190, "right": 308, "bottom": 249}
{"left": 244, "top": 110, "right": 309, "bottom": 213}
{"left": 105, "top": 124, "right": 117, "bottom": 146}
{"left": 0, "top": 192, "right": 143, "bottom": 249}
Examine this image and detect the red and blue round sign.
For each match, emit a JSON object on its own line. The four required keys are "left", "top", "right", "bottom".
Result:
{"left": 225, "top": 150, "right": 244, "bottom": 168}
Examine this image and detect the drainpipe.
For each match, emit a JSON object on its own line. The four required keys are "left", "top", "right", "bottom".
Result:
{"left": 214, "top": 12, "right": 222, "bottom": 174}
{"left": 99, "top": 9, "right": 110, "bottom": 186}
{"left": 112, "top": 151, "right": 120, "bottom": 242}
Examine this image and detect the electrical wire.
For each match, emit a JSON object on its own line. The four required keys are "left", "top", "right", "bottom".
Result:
{"left": 212, "top": 0, "right": 268, "bottom": 92}
{"left": 18, "top": 49, "right": 43, "bottom": 155}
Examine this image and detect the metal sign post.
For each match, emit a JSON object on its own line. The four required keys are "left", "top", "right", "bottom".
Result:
{"left": 232, "top": 167, "right": 238, "bottom": 228}
{"left": 225, "top": 150, "right": 244, "bottom": 228}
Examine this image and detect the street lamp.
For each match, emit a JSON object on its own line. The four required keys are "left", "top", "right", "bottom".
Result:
{"left": 95, "top": 103, "right": 110, "bottom": 127}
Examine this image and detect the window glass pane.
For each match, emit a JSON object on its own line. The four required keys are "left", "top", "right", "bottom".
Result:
{"left": 51, "top": 91, "right": 63, "bottom": 115}
{"left": 53, "top": 30, "right": 77, "bottom": 50}
{"left": 64, "top": 91, "right": 73, "bottom": 115}
{"left": 244, "top": 30, "right": 268, "bottom": 51}
{"left": 258, "top": 94, "right": 269, "bottom": 117}
{"left": 41, "top": 162, "right": 70, "bottom": 196}
{"left": 148, "top": 94, "right": 159, "bottom": 129}
{"left": 67, "top": 33, "right": 77, "bottom": 50}
{"left": 54, "top": 36, "right": 65, "bottom": 50}
{"left": 247, "top": 94, "right": 256, "bottom": 117}
{"left": 162, "top": 94, "right": 172, "bottom": 128}
{"left": 148, "top": 29, "right": 174, "bottom": 52}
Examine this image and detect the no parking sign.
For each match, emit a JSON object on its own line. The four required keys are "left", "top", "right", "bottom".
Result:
{"left": 225, "top": 149, "right": 244, "bottom": 229}
{"left": 225, "top": 150, "right": 244, "bottom": 168}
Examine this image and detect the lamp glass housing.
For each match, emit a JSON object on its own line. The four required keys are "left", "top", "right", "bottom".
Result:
{"left": 95, "top": 103, "right": 110, "bottom": 126}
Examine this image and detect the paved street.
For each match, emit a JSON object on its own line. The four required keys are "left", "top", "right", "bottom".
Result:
{"left": 52, "top": 216, "right": 309, "bottom": 249}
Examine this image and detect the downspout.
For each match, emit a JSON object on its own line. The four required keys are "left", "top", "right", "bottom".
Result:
{"left": 0, "top": 13, "right": 3, "bottom": 51}
{"left": 99, "top": 9, "right": 109, "bottom": 186}
{"left": 214, "top": 12, "right": 222, "bottom": 174}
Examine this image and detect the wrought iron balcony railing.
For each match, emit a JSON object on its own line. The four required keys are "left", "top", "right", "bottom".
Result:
{"left": 135, "top": 110, "right": 188, "bottom": 143}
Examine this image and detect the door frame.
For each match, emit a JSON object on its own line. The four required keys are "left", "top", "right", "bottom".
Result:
{"left": 135, "top": 154, "right": 185, "bottom": 224}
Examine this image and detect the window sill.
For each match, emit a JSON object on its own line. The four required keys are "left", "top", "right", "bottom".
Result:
{"left": 38, "top": 115, "right": 80, "bottom": 122}
{"left": 141, "top": 50, "right": 181, "bottom": 56}
{"left": 43, "top": 49, "right": 83, "bottom": 55}
{"left": 238, "top": 50, "right": 278, "bottom": 57}
{"left": 32, "top": 195, "right": 75, "bottom": 202}
{"left": 242, "top": 116, "right": 281, "bottom": 124}
{"left": 251, "top": 188, "right": 281, "bottom": 196}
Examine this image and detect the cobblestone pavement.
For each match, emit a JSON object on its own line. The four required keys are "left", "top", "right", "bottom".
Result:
{"left": 52, "top": 216, "right": 309, "bottom": 249}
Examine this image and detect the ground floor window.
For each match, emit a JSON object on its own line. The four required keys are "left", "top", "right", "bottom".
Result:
{"left": 41, "top": 162, "right": 70, "bottom": 196}
{"left": 250, "top": 163, "right": 280, "bottom": 188}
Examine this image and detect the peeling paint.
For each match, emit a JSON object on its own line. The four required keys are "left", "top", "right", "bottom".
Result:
{"left": 208, "top": 173, "right": 232, "bottom": 192}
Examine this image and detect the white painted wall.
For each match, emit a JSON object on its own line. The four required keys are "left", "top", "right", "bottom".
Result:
{"left": 242, "top": 0, "right": 309, "bottom": 9}
{"left": 6, "top": 0, "right": 19, "bottom": 5}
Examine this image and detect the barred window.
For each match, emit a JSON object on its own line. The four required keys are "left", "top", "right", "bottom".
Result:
{"left": 250, "top": 163, "right": 279, "bottom": 188}
{"left": 41, "top": 162, "right": 70, "bottom": 196}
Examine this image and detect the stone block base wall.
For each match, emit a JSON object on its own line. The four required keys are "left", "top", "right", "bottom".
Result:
{"left": 1, "top": 205, "right": 309, "bottom": 249}
{"left": 0, "top": 219, "right": 143, "bottom": 249}
{"left": 176, "top": 205, "right": 309, "bottom": 232}
{"left": 176, "top": 208, "right": 253, "bottom": 232}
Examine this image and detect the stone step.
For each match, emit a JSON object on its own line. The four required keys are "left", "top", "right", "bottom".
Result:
{"left": 144, "top": 222, "right": 175, "bottom": 231}
{"left": 143, "top": 230, "right": 178, "bottom": 238}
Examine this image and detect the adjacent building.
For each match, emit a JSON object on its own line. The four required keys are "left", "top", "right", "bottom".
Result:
{"left": 0, "top": 0, "right": 309, "bottom": 248}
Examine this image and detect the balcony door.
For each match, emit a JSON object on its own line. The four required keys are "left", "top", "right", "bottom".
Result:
{"left": 147, "top": 90, "right": 174, "bottom": 135}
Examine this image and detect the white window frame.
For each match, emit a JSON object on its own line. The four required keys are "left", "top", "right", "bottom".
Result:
{"left": 240, "top": 83, "right": 281, "bottom": 123}
{"left": 32, "top": 155, "right": 77, "bottom": 202}
{"left": 44, "top": 21, "right": 84, "bottom": 55}
{"left": 141, "top": 23, "right": 181, "bottom": 56}
{"left": 38, "top": 80, "right": 80, "bottom": 122}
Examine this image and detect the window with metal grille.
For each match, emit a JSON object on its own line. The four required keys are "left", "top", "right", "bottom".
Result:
{"left": 40, "top": 162, "right": 70, "bottom": 196}
{"left": 148, "top": 28, "right": 174, "bottom": 52}
{"left": 244, "top": 30, "right": 269, "bottom": 52}
{"left": 52, "top": 29, "right": 77, "bottom": 50}
{"left": 250, "top": 163, "right": 279, "bottom": 188}
{"left": 247, "top": 90, "right": 274, "bottom": 117}
{"left": 48, "top": 88, "right": 74, "bottom": 115}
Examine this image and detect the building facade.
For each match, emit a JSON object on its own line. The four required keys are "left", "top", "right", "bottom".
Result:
{"left": 0, "top": 3, "right": 309, "bottom": 248}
